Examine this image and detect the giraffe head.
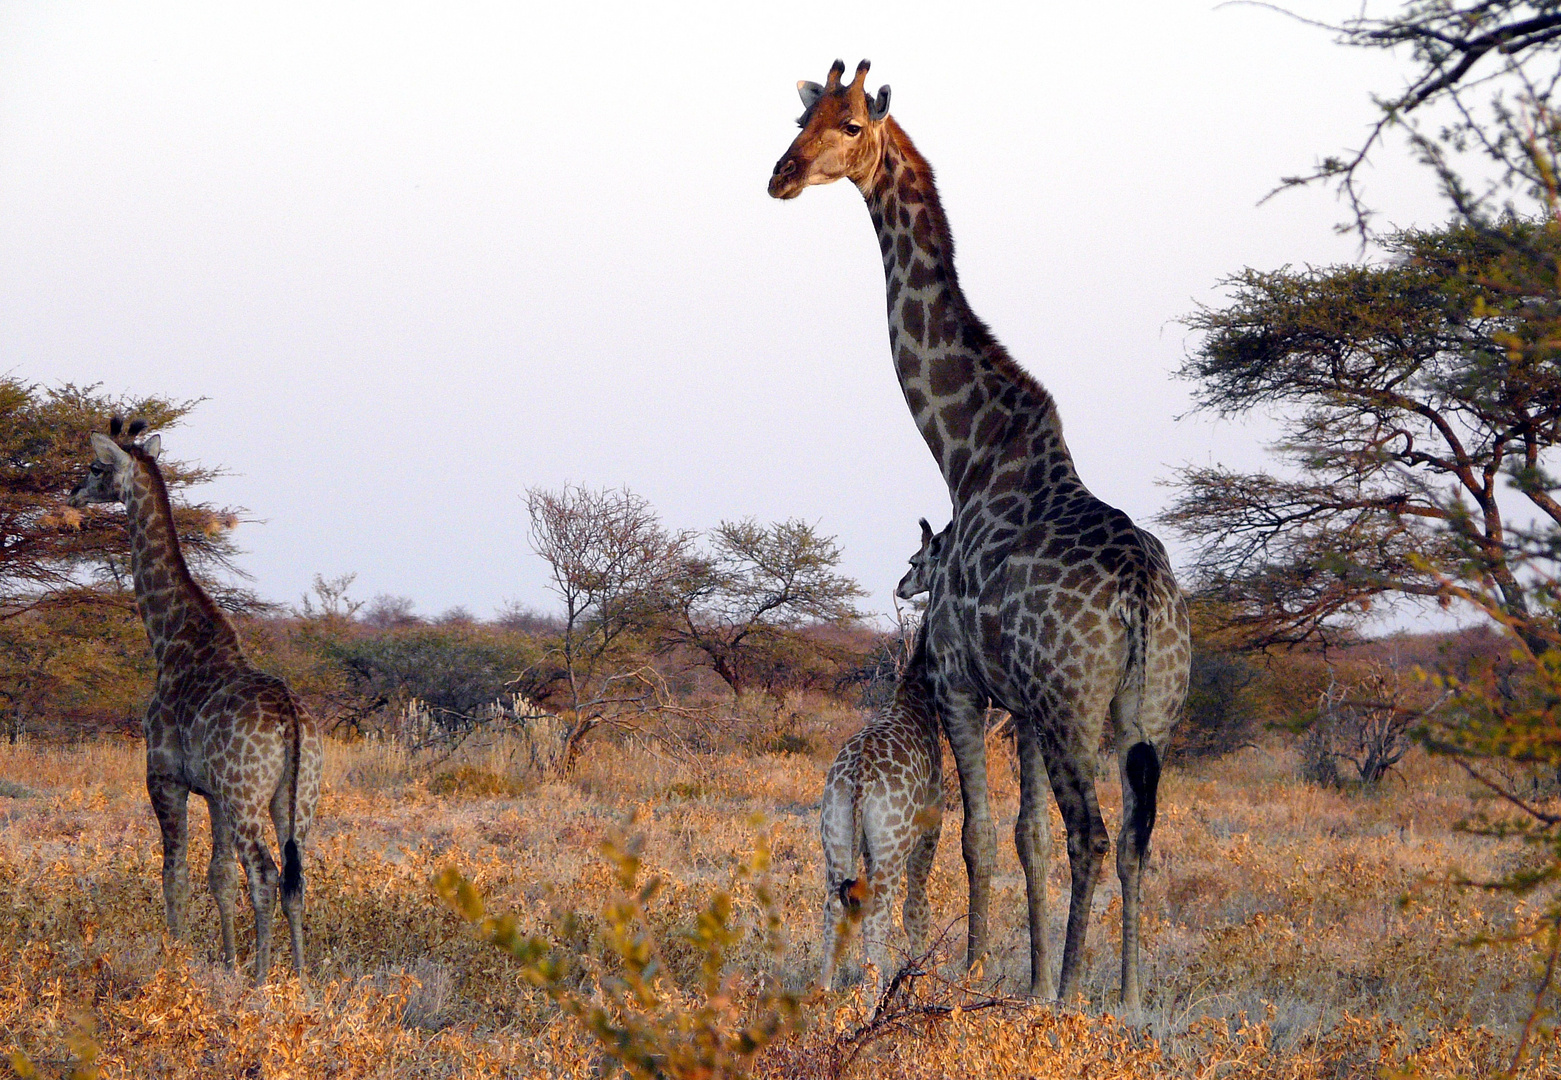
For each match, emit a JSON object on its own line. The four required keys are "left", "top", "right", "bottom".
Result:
{"left": 895, "top": 518, "right": 949, "bottom": 601}
{"left": 68, "top": 417, "right": 162, "bottom": 507}
{"left": 768, "top": 59, "right": 891, "bottom": 200}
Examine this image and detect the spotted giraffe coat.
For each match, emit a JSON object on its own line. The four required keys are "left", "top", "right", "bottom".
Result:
{"left": 69, "top": 423, "right": 321, "bottom": 984}
{"left": 771, "top": 61, "right": 1191, "bottom": 1010}
{"left": 819, "top": 525, "right": 945, "bottom": 991}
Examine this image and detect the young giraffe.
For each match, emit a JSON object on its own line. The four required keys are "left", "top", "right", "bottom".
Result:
{"left": 771, "top": 62, "right": 1191, "bottom": 1011}
{"left": 68, "top": 419, "right": 321, "bottom": 985}
{"left": 818, "top": 522, "right": 947, "bottom": 991}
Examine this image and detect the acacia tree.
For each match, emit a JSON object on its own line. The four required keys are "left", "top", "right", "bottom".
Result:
{"left": 525, "top": 484, "right": 695, "bottom": 772}
{"left": 663, "top": 518, "right": 864, "bottom": 700}
{"left": 0, "top": 379, "right": 245, "bottom": 616}
{"left": 1282, "top": 1, "right": 1561, "bottom": 234}
{"left": 1203, "top": 3, "right": 1561, "bottom": 1063}
{"left": 0, "top": 379, "right": 248, "bottom": 738}
{"left": 1162, "top": 220, "right": 1561, "bottom": 650}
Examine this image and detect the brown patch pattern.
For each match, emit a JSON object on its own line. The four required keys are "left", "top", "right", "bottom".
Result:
{"left": 69, "top": 431, "right": 322, "bottom": 985}
{"left": 770, "top": 64, "right": 1193, "bottom": 1012}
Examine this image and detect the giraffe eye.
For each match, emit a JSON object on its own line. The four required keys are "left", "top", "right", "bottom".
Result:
{"left": 843, "top": 122, "right": 862, "bottom": 137}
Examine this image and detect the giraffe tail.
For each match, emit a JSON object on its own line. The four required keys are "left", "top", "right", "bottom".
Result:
{"left": 837, "top": 758, "right": 869, "bottom": 917}
{"left": 1124, "top": 742, "right": 1160, "bottom": 853}
{"left": 282, "top": 696, "right": 304, "bottom": 903}
{"left": 1119, "top": 532, "right": 1160, "bottom": 853}
{"left": 282, "top": 839, "right": 303, "bottom": 901}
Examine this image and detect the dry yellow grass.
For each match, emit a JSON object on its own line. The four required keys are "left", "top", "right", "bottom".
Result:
{"left": 1, "top": 729, "right": 1556, "bottom": 1078}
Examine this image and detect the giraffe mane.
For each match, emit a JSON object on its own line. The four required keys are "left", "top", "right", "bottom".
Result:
{"left": 882, "top": 119, "right": 1058, "bottom": 420}
{"left": 126, "top": 442, "right": 242, "bottom": 651}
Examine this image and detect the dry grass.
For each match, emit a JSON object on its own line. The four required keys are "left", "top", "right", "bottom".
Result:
{"left": 1, "top": 727, "right": 1556, "bottom": 1078}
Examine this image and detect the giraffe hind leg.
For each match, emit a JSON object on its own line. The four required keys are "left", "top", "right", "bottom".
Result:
{"left": 1044, "top": 732, "right": 1110, "bottom": 1003}
{"left": 206, "top": 797, "right": 240, "bottom": 968}
{"left": 235, "top": 818, "right": 280, "bottom": 986}
{"left": 820, "top": 873, "right": 855, "bottom": 991}
{"left": 858, "top": 861, "right": 900, "bottom": 998}
{"left": 272, "top": 787, "right": 306, "bottom": 976}
{"left": 902, "top": 820, "right": 940, "bottom": 959}
{"left": 1013, "top": 719, "right": 1056, "bottom": 999}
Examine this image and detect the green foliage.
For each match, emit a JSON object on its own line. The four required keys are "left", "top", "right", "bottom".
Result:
{"left": 1176, "top": 649, "right": 1261, "bottom": 762}
{"left": 0, "top": 595, "right": 151, "bottom": 740}
{"left": 664, "top": 518, "right": 865, "bottom": 700}
{"left": 1407, "top": 575, "right": 1561, "bottom": 1072}
{"left": 426, "top": 765, "right": 531, "bottom": 798}
{"left": 1164, "top": 220, "right": 1561, "bottom": 649}
{"left": 327, "top": 624, "right": 545, "bottom": 735}
{"left": 0, "top": 380, "right": 247, "bottom": 739}
{"left": 434, "top": 824, "right": 802, "bottom": 1080}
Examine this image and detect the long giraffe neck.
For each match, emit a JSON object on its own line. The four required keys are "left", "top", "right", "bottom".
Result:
{"left": 861, "top": 119, "right": 1079, "bottom": 504}
{"left": 123, "top": 456, "right": 242, "bottom": 670}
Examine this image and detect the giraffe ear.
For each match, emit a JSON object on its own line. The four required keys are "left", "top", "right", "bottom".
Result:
{"left": 798, "top": 80, "right": 825, "bottom": 109}
{"left": 90, "top": 432, "right": 128, "bottom": 465}
{"left": 142, "top": 434, "right": 162, "bottom": 460}
{"left": 868, "top": 85, "right": 891, "bottom": 121}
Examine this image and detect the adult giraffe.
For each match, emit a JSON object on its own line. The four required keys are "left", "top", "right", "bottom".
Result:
{"left": 68, "top": 419, "right": 321, "bottom": 984}
{"left": 769, "top": 60, "right": 1190, "bottom": 1010}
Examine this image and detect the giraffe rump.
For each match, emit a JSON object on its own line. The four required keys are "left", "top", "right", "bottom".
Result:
{"left": 818, "top": 623, "right": 943, "bottom": 991}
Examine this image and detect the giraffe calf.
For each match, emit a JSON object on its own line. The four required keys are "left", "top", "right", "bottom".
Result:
{"left": 819, "top": 524, "right": 946, "bottom": 991}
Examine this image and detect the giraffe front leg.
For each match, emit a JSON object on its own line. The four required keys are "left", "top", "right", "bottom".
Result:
{"left": 1014, "top": 719, "right": 1056, "bottom": 1000}
{"left": 147, "top": 775, "right": 190, "bottom": 941}
{"left": 939, "top": 687, "right": 995, "bottom": 972}
{"left": 206, "top": 798, "right": 239, "bottom": 969}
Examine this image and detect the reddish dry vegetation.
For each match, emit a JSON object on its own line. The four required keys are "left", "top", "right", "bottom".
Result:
{"left": 1, "top": 727, "right": 1557, "bottom": 1078}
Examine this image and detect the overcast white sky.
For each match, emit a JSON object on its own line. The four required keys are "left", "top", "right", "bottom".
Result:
{"left": 0, "top": 2, "right": 1455, "bottom": 623}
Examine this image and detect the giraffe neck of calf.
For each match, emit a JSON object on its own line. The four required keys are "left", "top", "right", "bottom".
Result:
{"left": 861, "top": 119, "right": 1081, "bottom": 506}
{"left": 895, "top": 644, "right": 945, "bottom": 756}
{"left": 124, "top": 461, "right": 243, "bottom": 671}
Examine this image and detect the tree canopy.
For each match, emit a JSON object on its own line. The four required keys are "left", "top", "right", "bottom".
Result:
{"left": 1162, "top": 220, "right": 1561, "bottom": 649}
{"left": 0, "top": 379, "right": 248, "bottom": 737}
{"left": 0, "top": 378, "right": 248, "bottom": 618}
{"left": 664, "top": 518, "right": 864, "bottom": 699}
{"left": 1283, "top": 1, "right": 1561, "bottom": 231}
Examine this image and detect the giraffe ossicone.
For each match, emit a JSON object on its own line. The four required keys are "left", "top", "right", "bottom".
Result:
{"left": 772, "top": 63, "right": 1191, "bottom": 1012}
{"left": 69, "top": 420, "right": 322, "bottom": 986}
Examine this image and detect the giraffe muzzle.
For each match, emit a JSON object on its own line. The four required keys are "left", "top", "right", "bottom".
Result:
{"left": 768, "top": 156, "right": 803, "bottom": 199}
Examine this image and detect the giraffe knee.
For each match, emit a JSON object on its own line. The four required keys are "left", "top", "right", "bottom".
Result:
{"left": 1090, "top": 828, "right": 1111, "bottom": 858}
